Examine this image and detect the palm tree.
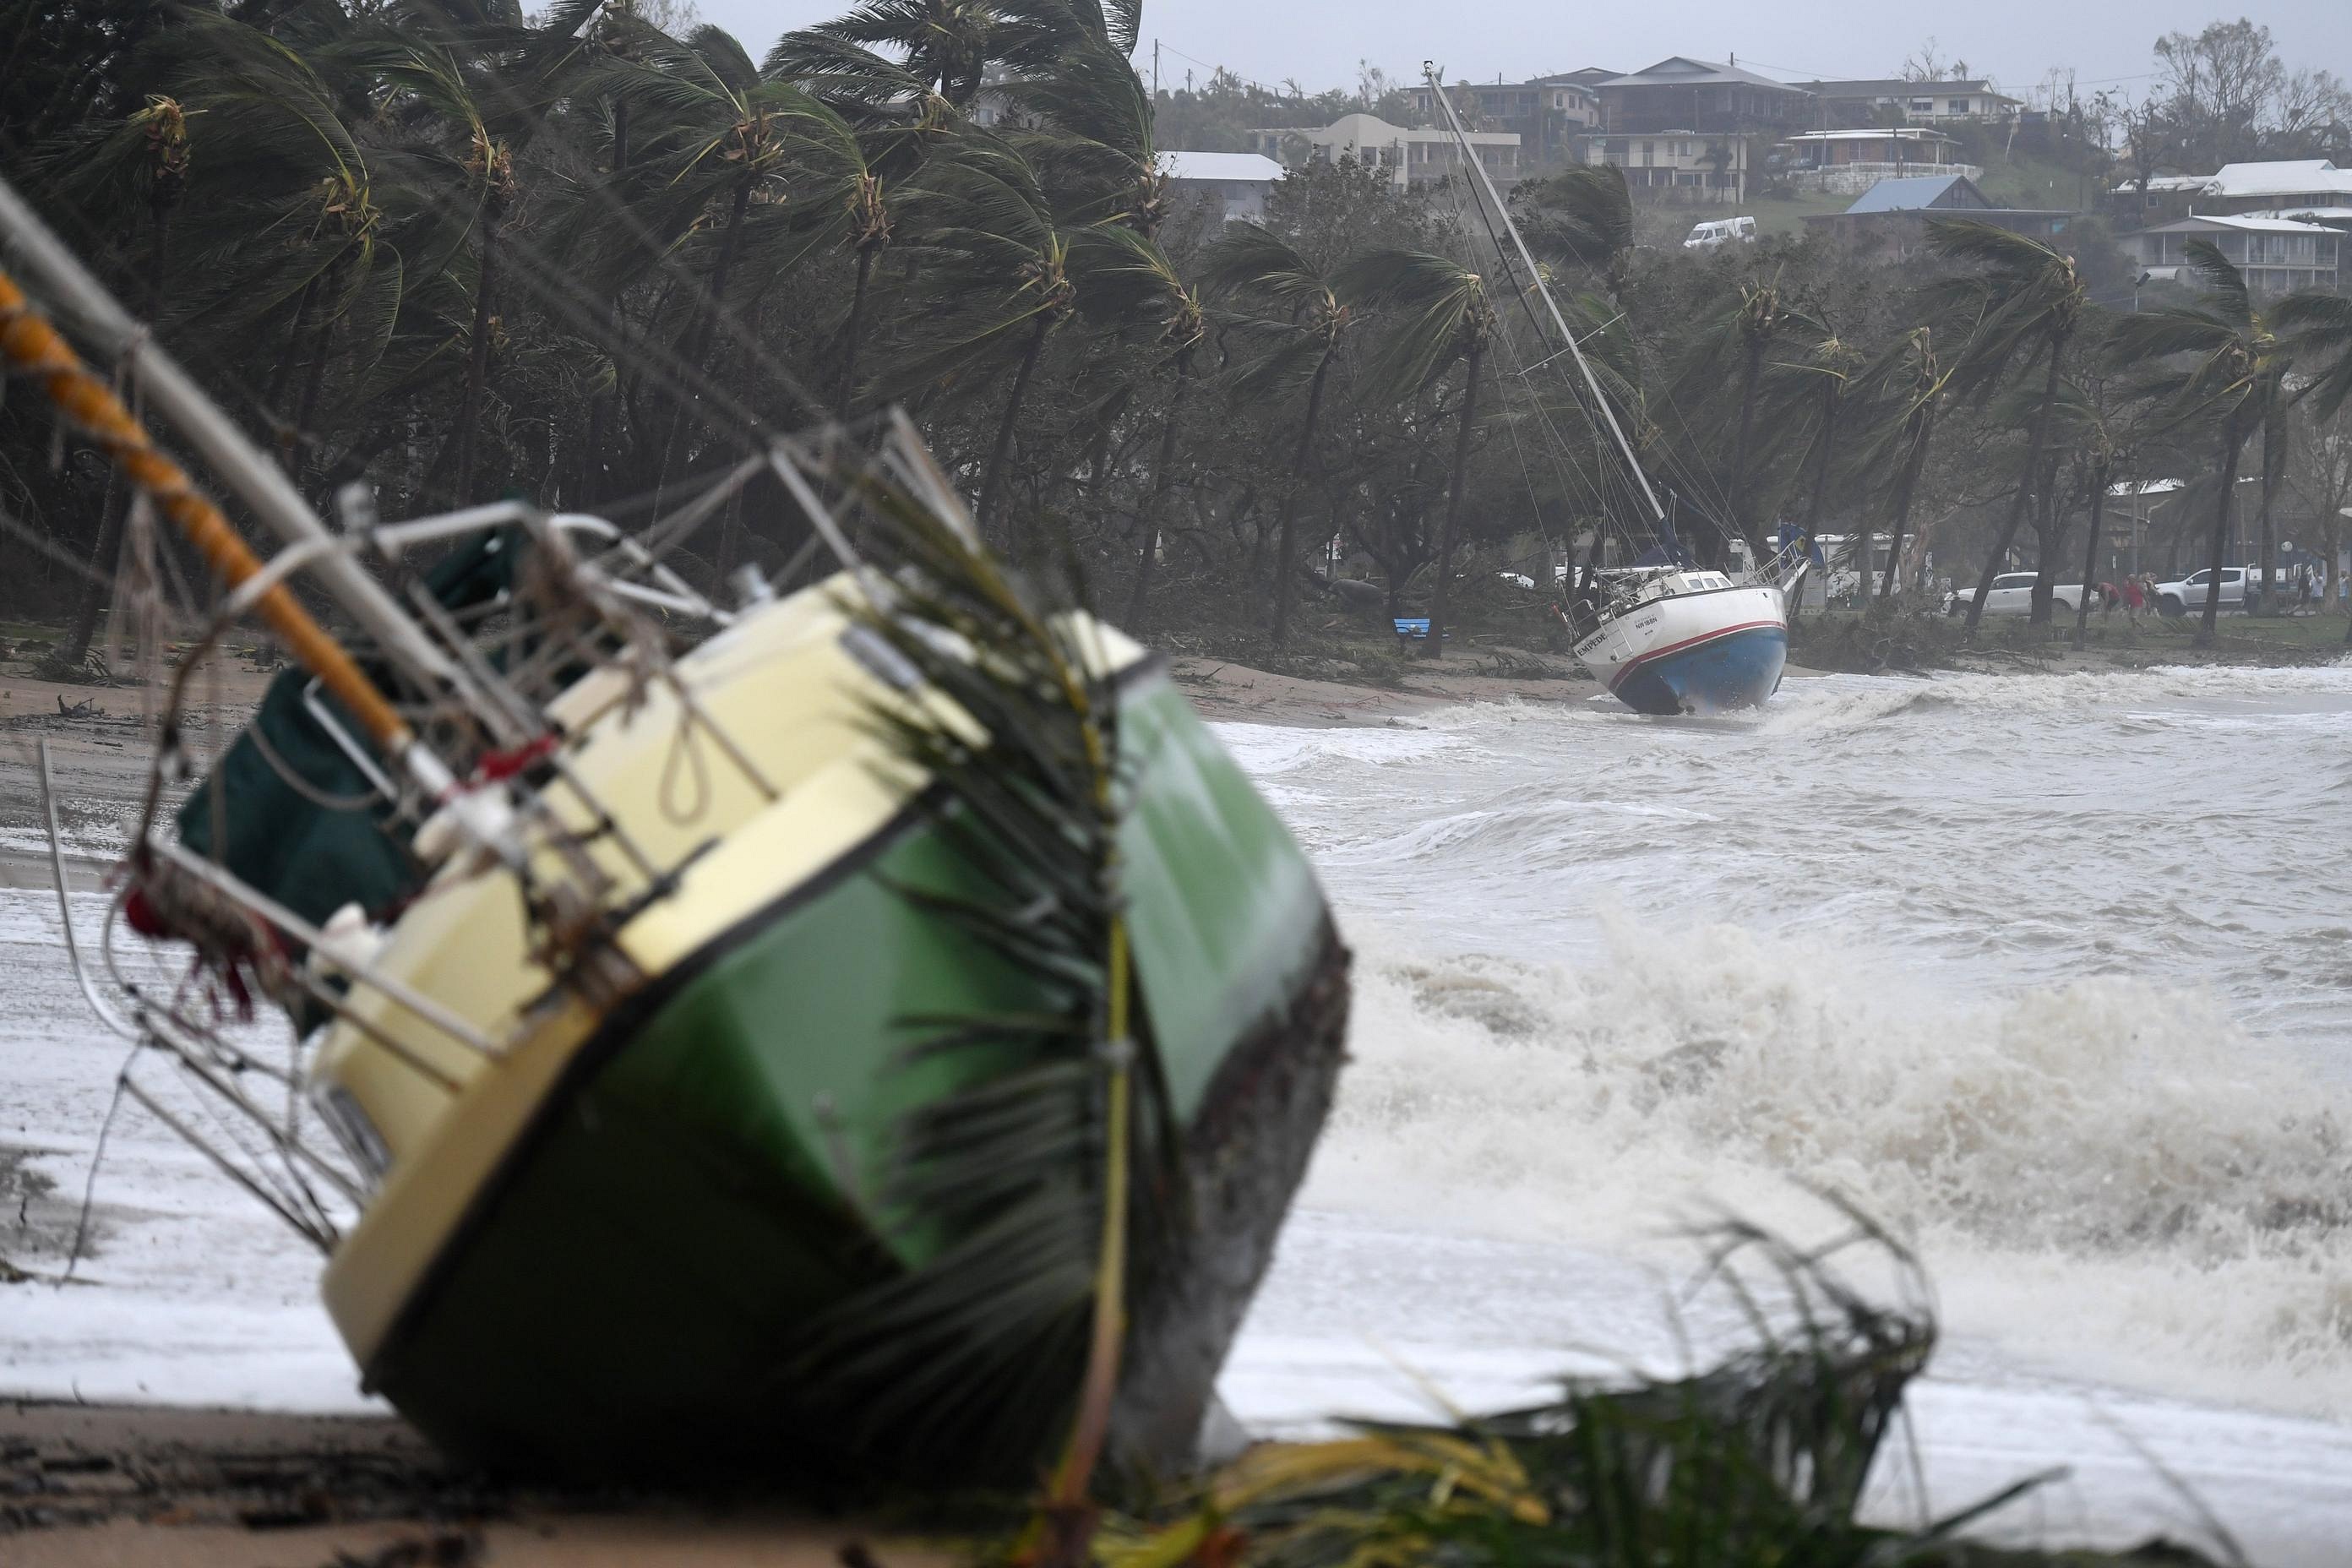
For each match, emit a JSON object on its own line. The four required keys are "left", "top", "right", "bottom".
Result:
{"left": 891, "top": 133, "right": 1086, "bottom": 552}
{"left": 769, "top": 0, "right": 1075, "bottom": 112}
{"left": 1004, "top": 31, "right": 1162, "bottom": 237}
{"left": 1925, "top": 218, "right": 2088, "bottom": 639}
{"left": 1200, "top": 221, "right": 1353, "bottom": 647}
{"left": 1765, "top": 318, "right": 1861, "bottom": 608}
{"left": 2048, "top": 379, "right": 2122, "bottom": 651}
{"left": 736, "top": 91, "right": 907, "bottom": 421}
{"left": 1857, "top": 326, "right": 1948, "bottom": 602}
{"left": 1671, "top": 268, "right": 1796, "bottom": 567}
{"left": 363, "top": 35, "right": 525, "bottom": 496}
{"left": 1510, "top": 162, "right": 1633, "bottom": 288}
{"left": 2107, "top": 240, "right": 2293, "bottom": 647}
{"left": 2272, "top": 289, "right": 2352, "bottom": 639}
{"left": 39, "top": 92, "right": 193, "bottom": 672}
{"left": 593, "top": 24, "right": 808, "bottom": 491}
{"left": 1062, "top": 225, "right": 1202, "bottom": 625}
{"left": 1336, "top": 248, "right": 1495, "bottom": 660}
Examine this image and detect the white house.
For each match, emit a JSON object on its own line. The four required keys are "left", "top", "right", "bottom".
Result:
{"left": 2130, "top": 214, "right": 2341, "bottom": 295}
{"left": 1245, "top": 113, "right": 1522, "bottom": 191}
{"left": 1156, "top": 150, "right": 1284, "bottom": 224}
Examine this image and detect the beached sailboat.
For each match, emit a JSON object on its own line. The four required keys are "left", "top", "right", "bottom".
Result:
{"left": 3, "top": 175, "right": 1348, "bottom": 1485}
{"left": 1424, "top": 72, "right": 1807, "bottom": 716}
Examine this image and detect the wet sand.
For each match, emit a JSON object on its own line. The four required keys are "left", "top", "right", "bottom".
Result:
{"left": 3, "top": 1402, "right": 952, "bottom": 1566}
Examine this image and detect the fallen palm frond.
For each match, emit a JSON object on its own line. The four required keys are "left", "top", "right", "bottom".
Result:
{"left": 794, "top": 435, "right": 1180, "bottom": 1506}
{"left": 1094, "top": 1207, "right": 2224, "bottom": 1568}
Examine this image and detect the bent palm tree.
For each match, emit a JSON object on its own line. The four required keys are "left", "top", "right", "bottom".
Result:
{"left": 1511, "top": 162, "right": 1633, "bottom": 289}
{"left": 38, "top": 91, "right": 193, "bottom": 672}
{"left": 1201, "top": 220, "right": 1354, "bottom": 647}
{"left": 1337, "top": 248, "right": 1495, "bottom": 661}
{"left": 1855, "top": 326, "right": 1949, "bottom": 602}
{"left": 1670, "top": 268, "right": 1799, "bottom": 566}
{"left": 1925, "top": 218, "right": 2088, "bottom": 638}
{"left": 769, "top": 0, "right": 1002, "bottom": 111}
{"left": 2108, "top": 240, "right": 2291, "bottom": 647}
{"left": 2273, "top": 290, "right": 2352, "bottom": 639}
{"left": 1065, "top": 225, "right": 1202, "bottom": 624}
{"left": 891, "top": 133, "right": 1088, "bottom": 552}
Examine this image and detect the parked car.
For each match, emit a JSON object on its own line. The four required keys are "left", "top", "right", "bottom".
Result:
{"left": 1945, "top": 572, "right": 2096, "bottom": 616}
{"left": 1684, "top": 216, "right": 1757, "bottom": 249}
{"left": 2153, "top": 566, "right": 2250, "bottom": 616}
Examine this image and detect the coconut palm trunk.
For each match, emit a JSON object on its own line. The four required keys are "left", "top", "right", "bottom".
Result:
{"left": 1797, "top": 378, "right": 1840, "bottom": 614}
{"left": 837, "top": 242, "right": 879, "bottom": 422}
{"left": 977, "top": 314, "right": 1052, "bottom": 555}
{"left": 2028, "top": 452, "right": 2066, "bottom": 625}
{"left": 1128, "top": 378, "right": 1187, "bottom": 627}
{"left": 1879, "top": 406, "right": 1936, "bottom": 601}
{"left": 1269, "top": 352, "right": 1333, "bottom": 648}
{"left": 2256, "top": 400, "right": 2283, "bottom": 615}
{"left": 454, "top": 205, "right": 502, "bottom": 498}
{"left": 1964, "top": 340, "right": 2066, "bottom": 637}
{"left": 2199, "top": 417, "right": 2250, "bottom": 646}
{"left": 2074, "top": 455, "right": 2109, "bottom": 649}
{"left": 1726, "top": 336, "right": 1766, "bottom": 567}
{"left": 1424, "top": 337, "right": 1484, "bottom": 659}
{"left": 658, "top": 178, "right": 754, "bottom": 496}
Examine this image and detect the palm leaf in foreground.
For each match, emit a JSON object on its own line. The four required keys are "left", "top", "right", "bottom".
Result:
{"left": 1100, "top": 1207, "right": 2221, "bottom": 1568}
{"left": 793, "top": 447, "right": 1179, "bottom": 1500}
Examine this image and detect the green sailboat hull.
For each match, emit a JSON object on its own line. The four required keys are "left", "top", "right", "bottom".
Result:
{"left": 359, "top": 674, "right": 1348, "bottom": 1481}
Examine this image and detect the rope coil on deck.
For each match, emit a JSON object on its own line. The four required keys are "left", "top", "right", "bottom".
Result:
{"left": 0, "top": 267, "right": 411, "bottom": 753}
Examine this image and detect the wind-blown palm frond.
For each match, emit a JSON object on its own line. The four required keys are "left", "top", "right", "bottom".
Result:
{"left": 1105, "top": 1211, "right": 2068, "bottom": 1567}
{"left": 1511, "top": 163, "right": 1632, "bottom": 278}
{"left": 772, "top": 0, "right": 999, "bottom": 108}
{"left": 794, "top": 448, "right": 1176, "bottom": 1489}
{"left": 1071, "top": 223, "right": 1201, "bottom": 352}
{"left": 1002, "top": 34, "right": 1159, "bottom": 231}
{"left": 2275, "top": 289, "right": 2352, "bottom": 419}
{"left": 1199, "top": 220, "right": 1331, "bottom": 316}
{"left": 1922, "top": 217, "right": 2084, "bottom": 396}
{"left": 1332, "top": 248, "right": 1490, "bottom": 403}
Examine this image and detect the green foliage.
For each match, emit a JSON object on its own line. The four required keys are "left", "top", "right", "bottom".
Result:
{"left": 1097, "top": 1211, "right": 2220, "bottom": 1568}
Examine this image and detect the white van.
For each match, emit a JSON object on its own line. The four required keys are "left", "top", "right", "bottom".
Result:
{"left": 1684, "top": 215, "right": 1758, "bottom": 249}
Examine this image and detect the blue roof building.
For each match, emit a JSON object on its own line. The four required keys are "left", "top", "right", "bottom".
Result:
{"left": 1805, "top": 174, "right": 2075, "bottom": 253}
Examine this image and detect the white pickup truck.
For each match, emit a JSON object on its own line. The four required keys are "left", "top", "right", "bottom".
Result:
{"left": 2155, "top": 565, "right": 2293, "bottom": 615}
{"left": 1946, "top": 571, "right": 2097, "bottom": 616}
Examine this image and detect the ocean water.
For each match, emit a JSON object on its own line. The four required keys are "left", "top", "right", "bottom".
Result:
{"left": 1212, "top": 663, "right": 2352, "bottom": 1559}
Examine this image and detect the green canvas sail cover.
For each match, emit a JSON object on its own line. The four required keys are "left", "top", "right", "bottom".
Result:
{"left": 177, "top": 527, "right": 526, "bottom": 929}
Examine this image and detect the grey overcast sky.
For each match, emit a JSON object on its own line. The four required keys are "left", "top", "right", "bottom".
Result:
{"left": 691, "top": 1, "right": 2351, "bottom": 101}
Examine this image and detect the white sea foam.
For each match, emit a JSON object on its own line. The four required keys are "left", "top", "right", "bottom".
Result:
{"left": 1231, "top": 663, "right": 2352, "bottom": 1423}
{"left": 1301, "top": 917, "right": 2352, "bottom": 1417}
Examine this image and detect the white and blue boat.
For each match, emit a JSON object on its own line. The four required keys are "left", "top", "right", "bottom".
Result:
{"left": 1571, "top": 569, "right": 1789, "bottom": 716}
{"left": 1427, "top": 71, "right": 1806, "bottom": 716}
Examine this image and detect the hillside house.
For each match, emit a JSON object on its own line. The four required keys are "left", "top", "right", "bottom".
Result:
{"left": 1774, "top": 128, "right": 1979, "bottom": 193}
{"left": 1406, "top": 74, "right": 1602, "bottom": 164}
{"left": 2130, "top": 215, "right": 2341, "bottom": 295}
{"left": 1246, "top": 114, "right": 1522, "bottom": 191}
{"left": 1577, "top": 132, "right": 1750, "bottom": 202}
{"left": 1803, "top": 173, "right": 2074, "bottom": 254}
{"left": 1156, "top": 150, "right": 1284, "bottom": 224}
{"left": 1791, "top": 78, "right": 2021, "bottom": 126}
{"left": 1592, "top": 57, "right": 1812, "bottom": 135}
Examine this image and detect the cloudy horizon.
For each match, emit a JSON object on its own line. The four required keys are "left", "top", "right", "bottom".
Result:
{"left": 688, "top": 1, "right": 2350, "bottom": 107}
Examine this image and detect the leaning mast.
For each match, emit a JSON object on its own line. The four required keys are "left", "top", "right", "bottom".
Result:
{"left": 1422, "top": 65, "right": 1665, "bottom": 525}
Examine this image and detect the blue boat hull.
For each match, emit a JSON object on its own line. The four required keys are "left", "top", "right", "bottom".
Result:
{"left": 1609, "top": 624, "right": 1787, "bottom": 716}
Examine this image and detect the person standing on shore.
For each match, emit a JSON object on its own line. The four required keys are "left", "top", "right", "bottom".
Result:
{"left": 2122, "top": 573, "right": 2146, "bottom": 627}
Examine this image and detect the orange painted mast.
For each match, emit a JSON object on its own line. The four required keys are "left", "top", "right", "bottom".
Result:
{"left": 0, "top": 268, "right": 412, "bottom": 753}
